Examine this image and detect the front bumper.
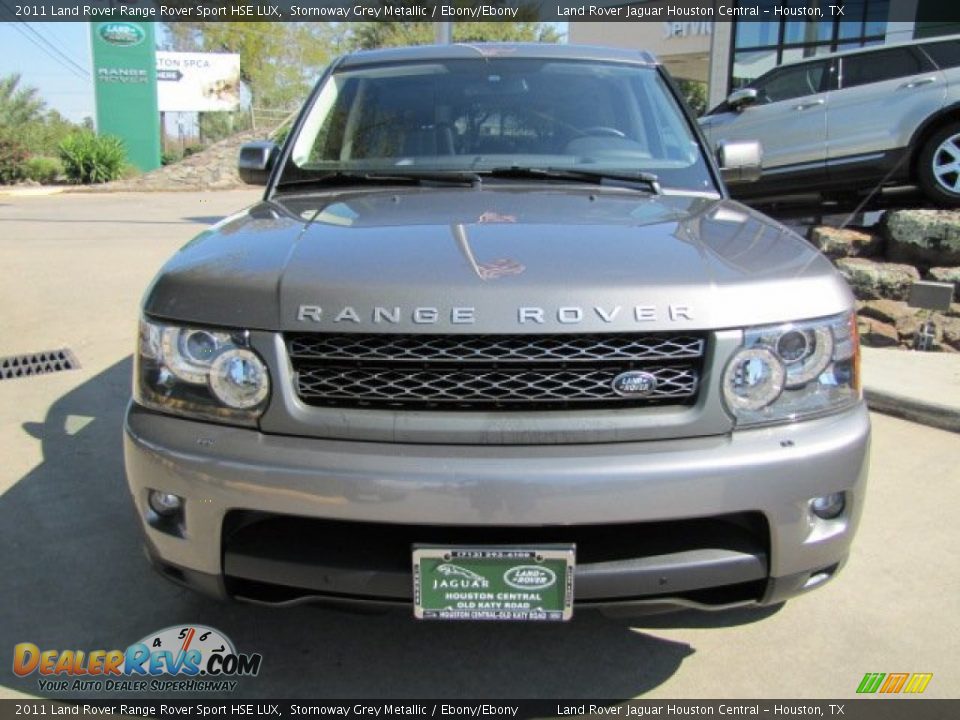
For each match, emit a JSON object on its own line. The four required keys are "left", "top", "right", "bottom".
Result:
{"left": 124, "top": 402, "right": 870, "bottom": 611}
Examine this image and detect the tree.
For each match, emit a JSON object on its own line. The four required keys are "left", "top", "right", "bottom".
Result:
{"left": 675, "top": 78, "right": 707, "bottom": 117}
{"left": 19, "top": 109, "right": 81, "bottom": 156}
{"left": 347, "top": 20, "right": 561, "bottom": 50}
{"left": 0, "top": 73, "right": 46, "bottom": 128}
{"left": 163, "top": 22, "right": 339, "bottom": 110}
{"left": 163, "top": 18, "right": 560, "bottom": 111}
{"left": 199, "top": 110, "right": 251, "bottom": 144}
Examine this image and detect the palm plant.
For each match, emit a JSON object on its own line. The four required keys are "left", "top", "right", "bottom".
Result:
{"left": 0, "top": 74, "right": 46, "bottom": 128}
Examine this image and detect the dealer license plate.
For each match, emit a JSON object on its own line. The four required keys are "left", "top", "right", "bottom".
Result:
{"left": 412, "top": 546, "right": 575, "bottom": 621}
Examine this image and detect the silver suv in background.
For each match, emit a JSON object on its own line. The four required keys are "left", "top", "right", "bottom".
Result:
{"left": 700, "top": 35, "right": 960, "bottom": 206}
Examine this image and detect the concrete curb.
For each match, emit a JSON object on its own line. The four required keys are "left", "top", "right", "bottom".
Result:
{"left": 860, "top": 347, "right": 960, "bottom": 434}
{"left": 67, "top": 185, "right": 250, "bottom": 193}
{"left": 865, "top": 388, "right": 960, "bottom": 434}
{"left": 0, "top": 186, "right": 65, "bottom": 197}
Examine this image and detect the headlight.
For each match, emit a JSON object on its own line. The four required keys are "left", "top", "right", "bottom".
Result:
{"left": 135, "top": 318, "right": 270, "bottom": 426}
{"left": 722, "top": 312, "right": 860, "bottom": 427}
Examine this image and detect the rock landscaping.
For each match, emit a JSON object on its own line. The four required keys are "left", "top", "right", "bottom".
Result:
{"left": 809, "top": 226, "right": 884, "bottom": 259}
{"left": 883, "top": 209, "right": 960, "bottom": 266}
{"left": 810, "top": 209, "right": 960, "bottom": 352}
{"left": 86, "top": 129, "right": 266, "bottom": 192}
{"left": 835, "top": 258, "right": 920, "bottom": 301}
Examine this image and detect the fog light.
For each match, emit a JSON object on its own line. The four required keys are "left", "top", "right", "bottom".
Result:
{"left": 810, "top": 492, "right": 845, "bottom": 520}
{"left": 148, "top": 490, "right": 183, "bottom": 517}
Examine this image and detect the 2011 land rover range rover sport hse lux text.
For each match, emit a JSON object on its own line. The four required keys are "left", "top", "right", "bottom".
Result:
{"left": 124, "top": 44, "right": 870, "bottom": 620}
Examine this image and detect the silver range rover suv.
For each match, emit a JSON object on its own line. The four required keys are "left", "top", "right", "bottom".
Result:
{"left": 124, "top": 43, "right": 870, "bottom": 620}
{"left": 700, "top": 35, "right": 960, "bottom": 206}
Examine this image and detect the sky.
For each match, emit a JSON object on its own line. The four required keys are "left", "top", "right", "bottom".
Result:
{"left": 0, "top": 22, "right": 95, "bottom": 123}
{"left": 0, "top": 21, "right": 568, "bottom": 126}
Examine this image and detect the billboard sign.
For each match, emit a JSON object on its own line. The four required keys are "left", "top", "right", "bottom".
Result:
{"left": 156, "top": 52, "right": 241, "bottom": 112}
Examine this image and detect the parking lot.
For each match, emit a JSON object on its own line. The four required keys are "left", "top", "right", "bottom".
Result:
{"left": 0, "top": 191, "right": 958, "bottom": 699}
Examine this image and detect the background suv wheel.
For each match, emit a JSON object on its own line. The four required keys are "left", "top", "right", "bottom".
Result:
{"left": 918, "top": 122, "right": 960, "bottom": 207}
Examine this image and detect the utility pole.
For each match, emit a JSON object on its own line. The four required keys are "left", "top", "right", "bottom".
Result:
{"left": 435, "top": 22, "right": 452, "bottom": 45}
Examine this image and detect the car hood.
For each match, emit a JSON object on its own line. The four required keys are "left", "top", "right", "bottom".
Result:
{"left": 144, "top": 187, "right": 851, "bottom": 333}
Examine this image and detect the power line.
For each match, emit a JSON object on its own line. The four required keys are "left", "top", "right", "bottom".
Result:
{"left": 1, "top": 23, "right": 89, "bottom": 82}
{"left": 24, "top": 22, "right": 90, "bottom": 75}
{"left": 0, "top": 24, "right": 89, "bottom": 81}
{"left": 17, "top": 21, "right": 91, "bottom": 78}
{"left": 0, "top": 1, "right": 91, "bottom": 80}
{"left": 42, "top": 22, "right": 75, "bottom": 49}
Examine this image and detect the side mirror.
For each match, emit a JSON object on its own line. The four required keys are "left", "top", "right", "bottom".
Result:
{"left": 727, "top": 87, "right": 758, "bottom": 111}
{"left": 238, "top": 141, "right": 279, "bottom": 185}
{"left": 718, "top": 140, "right": 763, "bottom": 184}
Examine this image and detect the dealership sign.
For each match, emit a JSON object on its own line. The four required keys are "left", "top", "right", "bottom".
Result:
{"left": 98, "top": 22, "right": 145, "bottom": 47}
{"left": 89, "top": 21, "right": 160, "bottom": 172}
{"left": 663, "top": 21, "right": 713, "bottom": 38}
{"left": 156, "top": 52, "right": 241, "bottom": 112}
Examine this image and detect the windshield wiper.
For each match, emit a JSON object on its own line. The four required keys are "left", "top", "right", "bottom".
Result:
{"left": 485, "top": 167, "right": 661, "bottom": 194}
{"left": 275, "top": 170, "right": 480, "bottom": 190}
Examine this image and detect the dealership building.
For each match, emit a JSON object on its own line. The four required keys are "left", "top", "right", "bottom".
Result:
{"left": 570, "top": 0, "right": 959, "bottom": 110}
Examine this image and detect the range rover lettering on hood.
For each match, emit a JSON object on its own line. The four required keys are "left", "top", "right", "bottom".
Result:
{"left": 296, "top": 304, "right": 694, "bottom": 325}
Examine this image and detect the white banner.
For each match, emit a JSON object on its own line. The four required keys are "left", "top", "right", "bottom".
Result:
{"left": 157, "top": 52, "right": 241, "bottom": 112}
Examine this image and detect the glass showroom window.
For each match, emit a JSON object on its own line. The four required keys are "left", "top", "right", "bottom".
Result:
{"left": 729, "top": 0, "right": 890, "bottom": 90}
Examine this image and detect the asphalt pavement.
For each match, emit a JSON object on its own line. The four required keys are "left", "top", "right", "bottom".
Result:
{"left": 0, "top": 191, "right": 957, "bottom": 700}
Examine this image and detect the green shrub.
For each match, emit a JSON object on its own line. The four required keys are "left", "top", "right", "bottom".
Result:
{"left": 57, "top": 131, "right": 126, "bottom": 184}
{"left": 22, "top": 155, "right": 62, "bottom": 184}
{"left": 119, "top": 164, "right": 142, "bottom": 180}
{"left": 161, "top": 150, "right": 182, "bottom": 166}
{"left": 271, "top": 124, "right": 291, "bottom": 146}
{"left": 19, "top": 109, "right": 80, "bottom": 157}
{"left": 0, "top": 134, "right": 29, "bottom": 184}
{"left": 675, "top": 78, "right": 708, "bottom": 117}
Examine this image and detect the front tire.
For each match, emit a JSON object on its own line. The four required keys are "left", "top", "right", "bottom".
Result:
{"left": 917, "top": 123, "right": 960, "bottom": 207}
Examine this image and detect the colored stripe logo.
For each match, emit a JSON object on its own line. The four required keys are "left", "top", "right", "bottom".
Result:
{"left": 857, "top": 672, "right": 933, "bottom": 694}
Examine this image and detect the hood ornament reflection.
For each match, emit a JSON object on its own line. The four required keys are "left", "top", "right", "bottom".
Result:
{"left": 452, "top": 220, "right": 526, "bottom": 281}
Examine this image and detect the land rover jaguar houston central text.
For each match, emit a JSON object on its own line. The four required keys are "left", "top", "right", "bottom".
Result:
{"left": 124, "top": 43, "right": 870, "bottom": 620}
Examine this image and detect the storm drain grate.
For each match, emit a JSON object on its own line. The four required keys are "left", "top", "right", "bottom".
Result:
{"left": 0, "top": 349, "right": 79, "bottom": 380}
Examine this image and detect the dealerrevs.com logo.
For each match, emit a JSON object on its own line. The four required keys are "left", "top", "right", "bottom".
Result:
{"left": 13, "top": 625, "right": 262, "bottom": 693}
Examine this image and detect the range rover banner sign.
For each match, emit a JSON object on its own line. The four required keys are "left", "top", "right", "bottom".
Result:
{"left": 89, "top": 21, "right": 160, "bottom": 171}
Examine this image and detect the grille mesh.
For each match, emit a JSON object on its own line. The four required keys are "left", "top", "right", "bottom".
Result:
{"left": 288, "top": 333, "right": 705, "bottom": 411}
{"left": 297, "top": 366, "right": 698, "bottom": 405}
{"left": 289, "top": 333, "right": 704, "bottom": 364}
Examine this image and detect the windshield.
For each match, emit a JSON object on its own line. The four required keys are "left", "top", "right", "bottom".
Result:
{"left": 278, "top": 58, "right": 717, "bottom": 193}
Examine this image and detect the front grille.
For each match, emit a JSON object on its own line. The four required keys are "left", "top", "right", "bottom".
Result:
{"left": 222, "top": 511, "right": 769, "bottom": 604}
{"left": 289, "top": 333, "right": 705, "bottom": 363}
{"left": 221, "top": 510, "right": 770, "bottom": 607}
{"left": 287, "top": 333, "right": 706, "bottom": 411}
{"left": 224, "top": 511, "right": 766, "bottom": 569}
